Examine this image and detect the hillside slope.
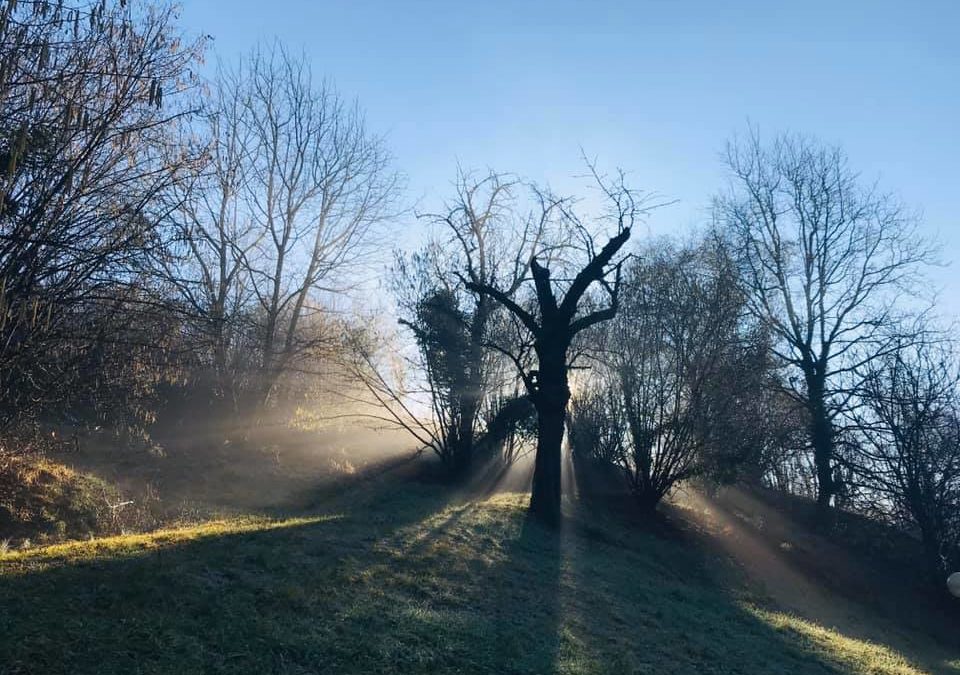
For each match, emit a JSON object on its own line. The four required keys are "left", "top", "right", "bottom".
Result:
{"left": 1, "top": 465, "right": 957, "bottom": 675}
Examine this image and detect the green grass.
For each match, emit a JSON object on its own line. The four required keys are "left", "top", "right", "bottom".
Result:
{"left": 748, "top": 609, "right": 930, "bottom": 675}
{"left": 0, "top": 479, "right": 954, "bottom": 674}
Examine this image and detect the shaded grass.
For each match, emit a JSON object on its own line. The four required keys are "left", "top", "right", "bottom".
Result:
{"left": 1, "top": 478, "right": 954, "bottom": 674}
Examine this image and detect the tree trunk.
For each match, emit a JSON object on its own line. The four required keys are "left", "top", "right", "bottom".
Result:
{"left": 450, "top": 417, "right": 475, "bottom": 480}
{"left": 530, "top": 343, "right": 570, "bottom": 526}
{"left": 914, "top": 510, "right": 947, "bottom": 586}
{"left": 808, "top": 375, "right": 835, "bottom": 527}
{"left": 530, "top": 404, "right": 565, "bottom": 525}
{"left": 452, "top": 390, "right": 480, "bottom": 479}
{"left": 634, "top": 489, "right": 662, "bottom": 516}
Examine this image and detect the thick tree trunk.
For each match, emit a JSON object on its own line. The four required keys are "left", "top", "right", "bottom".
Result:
{"left": 634, "top": 490, "right": 662, "bottom": 516}
{"left": 813, "top": 441, "right": 834, "bottom": 525}
{"left": 530, "top": 344, "right": 570, "bottom": 526}
{"left": 450, "top": 419, "right": 475, "bottom": 480}
{"left": 530, "top": 403, "right": 565, "bottom": 525}
{"left": 454, "top": 395, "right": 479, "bottom": 477}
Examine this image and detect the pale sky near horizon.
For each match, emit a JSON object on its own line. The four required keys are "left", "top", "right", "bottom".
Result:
{"left": 179, "top": 0, "right": 960, "bottom": 318}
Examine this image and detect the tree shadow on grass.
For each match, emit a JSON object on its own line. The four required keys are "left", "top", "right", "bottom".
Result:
{"left": 676, "top": 487, "right": 960, "bottom": 674}
{"left": 480, "top": 509, "right": 564, "bottom": 673}
{"left": 336, "top": 492, "right": 565, "bottom": 674}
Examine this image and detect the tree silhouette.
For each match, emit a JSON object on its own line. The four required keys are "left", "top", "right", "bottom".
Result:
{"left": 466, "top": 174, "right": 640, "bottom": 524}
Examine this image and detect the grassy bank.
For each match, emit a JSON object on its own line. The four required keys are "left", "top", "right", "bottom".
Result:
{"left": 0, "top": 476, "right": 955, "bottom": 674}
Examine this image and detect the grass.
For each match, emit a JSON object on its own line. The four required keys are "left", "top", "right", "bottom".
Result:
{"left": 1, "top": 476, "right": 956, "bottom": 674}
{"left": 748, "top": 609, "right": 929, "bottom": 675}
{"left": 0, "top": 515, "right": 338, "bottom": 572}
{"left": 0, "top": 455, "right": 121, "bottom": 544}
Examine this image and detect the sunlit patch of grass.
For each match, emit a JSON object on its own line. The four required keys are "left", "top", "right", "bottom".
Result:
{"left": 0, "top": 515, "right": 340, "bottom": 573}
{"left": 748, "top": 607, "right": 927, "bottom": 675}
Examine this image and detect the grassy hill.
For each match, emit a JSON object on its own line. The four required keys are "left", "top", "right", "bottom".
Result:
{"left": 1, "top": 463, "right": 957, "bottom": 675}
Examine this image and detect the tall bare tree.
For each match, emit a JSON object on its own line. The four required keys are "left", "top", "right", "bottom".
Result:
{"left": 243, "top": 44, "right": 401, "bottom": 410}
{"left": 165, "top": 43, "right": 401, "bottom": 415}
{"left": 715, "top": 132, "right": 933, "bottom": 525}
{"left": 160, "top": 62, "right": 261, "bottom": 411}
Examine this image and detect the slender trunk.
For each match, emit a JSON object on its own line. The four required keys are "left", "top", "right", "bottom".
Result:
{"left": 807, "top": 373, "right": 835, "bottom": 527}
{"left": 211, "top": 311, "right": 235, "bottom": 414}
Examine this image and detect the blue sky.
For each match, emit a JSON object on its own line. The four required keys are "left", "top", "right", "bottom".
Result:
{"left": 179, "top": 0, "right": 960, "bottom": 315}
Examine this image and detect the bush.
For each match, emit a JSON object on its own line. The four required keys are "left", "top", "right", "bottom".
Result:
{"left": 568, "top": 385, "right": 624, "bottom": 465}
{"left": 0, "top": 453, "right": 148, "bottom": 545}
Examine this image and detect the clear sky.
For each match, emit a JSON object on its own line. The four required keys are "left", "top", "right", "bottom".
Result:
{"left": 179, "top": 0, "right": 960, "bottom": 316}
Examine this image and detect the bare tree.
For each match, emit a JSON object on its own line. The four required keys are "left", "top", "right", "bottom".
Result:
{"left": 599, "top": 240, "right": 753, "bottom": 511}
{"left": 847, "top": 340, "right": 960, "bottom": 583}
{"left": 466, "top": 168, "right": 651, "bottom": 525}
{"left": 715, "top": 131, "right": 934, "bottom": 525}
{"left": 0, "top": 0, "right": 205, "bottom": 428}
{"left": 344, "top": 171, "right": 541, "bottom": 476}
{"left": 243, "top": 44, "right": 400, "bottom": 410}
{"left": 568, "top": 381, "right": 624, "bottom": 466}
{"left": 160, "top": 62, "right": 262, "bottom": 412}
{"left": 165, "top": 42, "right": 401, "bottom": 415}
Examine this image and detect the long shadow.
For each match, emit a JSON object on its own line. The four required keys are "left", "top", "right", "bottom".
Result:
{"left": 0, "top": 483, "right": 569, "bottom": 674}
{"left": 4, "top": 452, "right": 953, "bottom": 675}
{"left": 690, "top": 487, "right": 960, "bottom": 671}
{"left": 481, "top": 510, "right": 564, "bottom": 673}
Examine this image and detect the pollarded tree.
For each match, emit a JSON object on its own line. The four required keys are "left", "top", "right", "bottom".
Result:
{"left": 466, "top": 168, "right": 653, "bottom": 525}
{"left": 715, "top": 132, "right": 934, "bottom": 525}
